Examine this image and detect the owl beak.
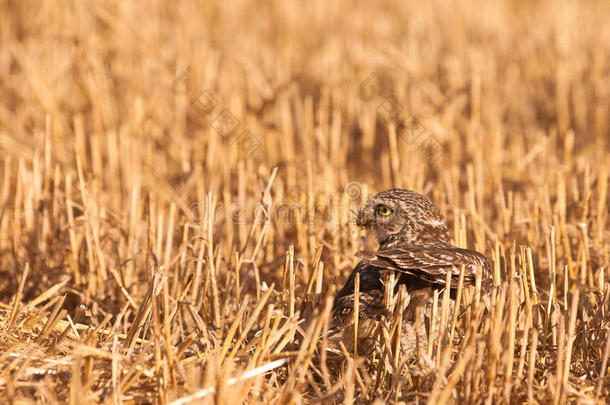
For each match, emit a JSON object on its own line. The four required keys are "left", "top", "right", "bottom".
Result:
{"left": 355, "top": 208, "right": 372, "bottom": 227}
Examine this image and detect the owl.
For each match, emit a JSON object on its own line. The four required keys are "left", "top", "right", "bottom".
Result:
{"left": 331, "top": 189, "right": 492, "bottom": 357}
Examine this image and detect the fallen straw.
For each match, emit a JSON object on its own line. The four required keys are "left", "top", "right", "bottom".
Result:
{"left": 168, "top": 358, "right": 287, "bottom": 405}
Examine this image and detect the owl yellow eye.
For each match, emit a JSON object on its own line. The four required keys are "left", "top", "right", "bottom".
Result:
{"left": 376, "top": 205, "right": 392, "bottom": 216}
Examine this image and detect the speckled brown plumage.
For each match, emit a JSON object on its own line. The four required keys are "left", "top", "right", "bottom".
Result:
{"left": 331, "top": 188, "right": 492, "bottom": 358}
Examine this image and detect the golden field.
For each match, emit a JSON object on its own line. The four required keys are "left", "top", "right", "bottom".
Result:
{"left": 0, "top": 0, "right": 609, "bottom": 403}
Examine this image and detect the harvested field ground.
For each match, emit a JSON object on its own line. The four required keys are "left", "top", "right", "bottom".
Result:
{"left": 0, "top": 0, "right": 609, "bottom": 403}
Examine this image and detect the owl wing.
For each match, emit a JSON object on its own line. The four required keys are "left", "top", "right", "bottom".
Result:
{"left": 332, "top": 260, "right": 389, "bottom": 324}
{"left": 356, "top": 242, "right": 492, "bottom": 290}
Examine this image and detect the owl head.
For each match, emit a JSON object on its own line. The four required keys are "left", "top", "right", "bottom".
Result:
{"left": 356, "top": 189, "right": 450, "bottom": 248}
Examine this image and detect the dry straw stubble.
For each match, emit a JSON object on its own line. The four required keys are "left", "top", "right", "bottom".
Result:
{"left": 0, "top": 0, "right": 609, "bottom": 403}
